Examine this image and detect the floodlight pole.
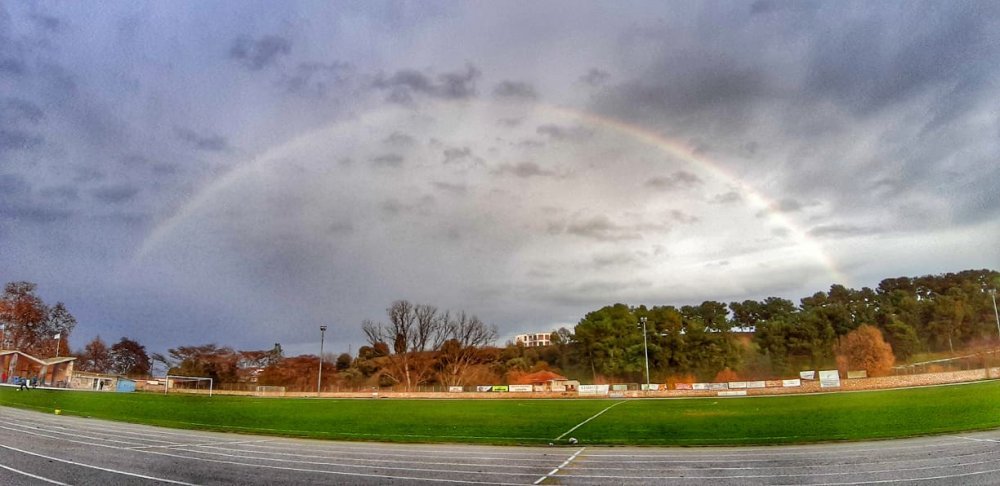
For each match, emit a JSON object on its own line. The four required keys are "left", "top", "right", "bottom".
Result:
{"left": 991, "top": 289, "right": 1000, "bottom": 341}
{"left": 317, "top": 325, "right": 327, "bottom": 397}
{"left": 639, "top": 316, "right": 650, "bottom": 391}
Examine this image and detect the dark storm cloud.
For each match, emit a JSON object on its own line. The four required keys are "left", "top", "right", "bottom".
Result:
{"left": 175, "top": 128, "right": 230, "bottom": 152}
{"left": 373, "top": 64, "right": 480, "bottom": 102}
{"left": 536, "top": 124, "right": 593, "bottom": 142}
{"left": 493, "top": 80, "right": 537, "bottom": 99}
{"left": 580, "top": 68, "right": 610, "bottom": 87}
{"left": 229, "top": 35, "right": 292, "bottom": 71}
{"left": 92, "top": 184, "right": 140, "bottom": 204}
{"left": 645, "top": 171, "right": 703, "bottom": 190}
{"left": 370, "top": 153, "right": 404, "bottom": 168}
{"left": 804, "top": 2, "right": 997, "bottom": 116}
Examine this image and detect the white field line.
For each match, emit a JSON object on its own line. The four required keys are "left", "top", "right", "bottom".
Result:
{"left": 534, "top": 447, "right": 585, "bottom": 485}
{"left": 0, "top": 443, "right": 198, "bottom": 486}
{"left": 955, "top": 435, "right": 1000, "bottom": 443}
{"left": 0, "top": 462, "right": 70, "bottom": 485}
{"left": 555, "top": 400, "right": 626, "bottom": 440}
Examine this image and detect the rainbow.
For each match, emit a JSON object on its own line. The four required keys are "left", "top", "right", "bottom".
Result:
{"left": 135, "top": 101, "right": 846, "bottom": 285}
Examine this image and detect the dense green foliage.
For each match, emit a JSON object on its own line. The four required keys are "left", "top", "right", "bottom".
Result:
{"left": 2, "top": 381, "right": 998, "bottom": 445}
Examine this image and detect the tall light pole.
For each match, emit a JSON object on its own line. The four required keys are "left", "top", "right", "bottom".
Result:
{"left": 317, "top": 325, "right": 327, "bottom": 397}
{"left": 639, "top": 316, "right": 650, "bottom": 390}
{"left": 991, "top": 289, "right": 1000, "bottom": 341}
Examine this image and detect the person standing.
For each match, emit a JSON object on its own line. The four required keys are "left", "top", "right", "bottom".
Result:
{"left": 18, "top": 377, "right": 28, "bottom": 391}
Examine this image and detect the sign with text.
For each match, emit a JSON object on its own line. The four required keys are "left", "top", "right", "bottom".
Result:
{"left": 508, "top": 384, "right": 533, "bottom": 392}
{"left": 819, "top": 370, "right": 841, "bottom": 388}
{"left": 578, "top": 384, "right": 610, "bottom": 395}
{"left": 782, "top": 379, "right": 801, "bottom": 387}
{"left": 448, "top": 386, "right": 463, "bottom": 393}
{"left": 800, "top": 371, "right": 816, "bottom": 380}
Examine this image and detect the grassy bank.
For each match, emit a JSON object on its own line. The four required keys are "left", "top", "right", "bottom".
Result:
{"left": 1, "top": 381, "right": 997, "bottom": 446}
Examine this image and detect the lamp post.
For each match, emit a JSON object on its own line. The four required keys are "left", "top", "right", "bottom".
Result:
{"left": 639, "top": 316, "right": 650, "bottom": 391}
{"left": 317, "top": 325, "right": 327, "bottom": 397}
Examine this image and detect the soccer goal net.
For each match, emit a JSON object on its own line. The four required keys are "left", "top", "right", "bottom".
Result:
{"left": 165, "top": 375, "right": 214, "bottom": 397}
{"left": 254, "top": 385, "right": 286, "bottom": 397}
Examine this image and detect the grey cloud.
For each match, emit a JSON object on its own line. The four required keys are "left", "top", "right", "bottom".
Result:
{"left": 536, "top": 124, "right": 593, "bottom": 142}
{"left": 565, "top": 215, "right": 640, "bottom": 241}
{"left": 808, "top": 224, "right": 878, "bottom": 238}
{"left": 711, "top": 191, "right": 742, "bottom": 204}
{"left": 776, "top": 198, "right": 803, "bottom": 212}
{"left": 92, "top": 184, "right": 140, "bottom": 204}
{"left": 0, "top": 173, "right": 31, "bottom": 198}
{"left": 580, "top": 68, "right": 610, "bottom": 87}
{"left": 39, "top": 185, "right": 78, "bottom": 201}
{"left": 592, "top": 252, "right": 639, "bottom": 269}
{"left": 175, "top": 128, "right": 229, "bottom": 152}
{"left": 645, "top": 171, "right": 703, "bottom": 190}
{"left": 370, "top": 154, "right": 404, "bottom": 168}
{"left": 29, "top": 13, "right": 61, "bottom": 31}
{"left": 498, "top": 117, "right": 523, "bottom": 127}
{"left": 2, "top": 98, "right": 44, "bottom": 123}
{"left": 373, "top": 64, "right": 480, "bottom": 102}
{"left": 280, "top": 61, "right": 351, "bottom": 97}
{"left": 0, "top": 205, "right": 72, "bottom": 223}
{"left": 804, "top": 3, "right": 997, "bottom": 116}
{"left": 0, "top": 58, "right": 25, "bottom": 75}
{"left": 0, "top": 129, "right": 42, "bottom": 152}
{"left": 73, "top": 167, "right": 105, "bottom": 183}
{"left": 384, "top": 131, "right": 415, "bottom": 147}
{"left": 432, "top": 181, "right": 467, "bottom": 196}
{"left": 442, "top": 146, "right": 483, "bottom": 165}
{"left": 493, "top": 162, "right": 555, "bottom": 178}
{"left": 668, "top": 209, "right": 699, "bottom": 224}
{"left": 229, "top": 35, "right": 292, "bottom": 71}
{"left": 493, "top": 80, "right": 537, "bottom": 99}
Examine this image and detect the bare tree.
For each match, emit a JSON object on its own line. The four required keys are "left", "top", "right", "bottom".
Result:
{"left": 438, "top": 312, "right": 498, "bottom": 386}
{"left": 363, "top": 300, "right": 448, "bottom": 390}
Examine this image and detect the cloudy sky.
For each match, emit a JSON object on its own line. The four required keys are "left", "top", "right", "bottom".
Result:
{"left": 2, "top": 1, "right": 998, "bottom": 356}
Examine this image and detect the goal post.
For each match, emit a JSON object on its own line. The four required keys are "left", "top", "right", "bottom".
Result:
{"left": 254, "top": 385, "right": 286, "bottom": 397}
{"left": 165, "top": 375, "right": 214, "bottom": 397}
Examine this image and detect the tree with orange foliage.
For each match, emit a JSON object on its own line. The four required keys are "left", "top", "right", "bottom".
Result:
{"left": 835, "top": 324, "right": 895, "bottom": 377}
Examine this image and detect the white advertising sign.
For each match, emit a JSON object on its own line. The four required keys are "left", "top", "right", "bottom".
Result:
{"left": 746, "top": 381, "right": 766, "bottom": 389}
{"left": 819, "top": 370, "right": 841, "bottom": 388}
{"left": 509, "top": 384, "right": 533, "bottom": 392}
{"left": 448, "top": 386, "right": 463, "bottom": 393}
{"left": 782, "top": 379, "right": 801, "bottom": 387}
{"left": 800, "top": 371, "right": 816, "bottom": 380}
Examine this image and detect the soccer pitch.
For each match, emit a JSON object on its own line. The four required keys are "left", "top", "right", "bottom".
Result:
{"left": 2, "top": 381, "right": 998, "bottom": 446}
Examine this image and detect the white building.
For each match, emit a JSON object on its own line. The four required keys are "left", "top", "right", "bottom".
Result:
{"left": 514, "top": 332, "right": 552, "bottom": 347}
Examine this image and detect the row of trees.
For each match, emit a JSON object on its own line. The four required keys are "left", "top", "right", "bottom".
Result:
{"left": 4, "top": 269, "right": 997, "bottom": 390}
{"left": 0, "top": 282, "right": 76, "bottom": 356}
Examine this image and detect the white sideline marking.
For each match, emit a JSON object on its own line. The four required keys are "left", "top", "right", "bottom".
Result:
{"left": 0, "top": 444, "right": 198, "bottom": 485}
{"left": 555, "top": 400, "right": 626, "bottom": 440}
{"left": 534, "top": 447, "right": 585, "bottom": 485}
{"left": 128, "top": 438, "right": 274, "bottom": 450}
{"left": 0, "top": 462, "right": 70, "bottom": 485}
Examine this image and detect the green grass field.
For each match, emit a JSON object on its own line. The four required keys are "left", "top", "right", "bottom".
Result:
{"left": 2, "top": 381, "right": 998, "bottom": 446}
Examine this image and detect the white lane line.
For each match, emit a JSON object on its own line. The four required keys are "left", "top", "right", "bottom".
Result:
{"left": 0, "top": 462, "right": 70, "bottom": 485}
{"left": 534, "top": 447, "right": 585, "bottom": 485}
{"left": 0, "top": 444, "right": 198, "bottom": 486}
{"left": 2, "top": 424, "right": 543, "bottom": 482}
{"left": 955, "top": 435, "right": 1000, "bottom": 443}
{"left": 127, "top": 439, "right": 275, "bottom": 450}
{"left": 555, "top": 400, "right": 626, "bottom": 440}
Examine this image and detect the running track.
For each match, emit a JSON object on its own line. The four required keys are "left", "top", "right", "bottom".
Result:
{"left": 0, "top": 406, "right": 998, "bottom": 485}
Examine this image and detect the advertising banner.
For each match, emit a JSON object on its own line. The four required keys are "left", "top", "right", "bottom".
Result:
{"left": 692, "top": 383, "right": 709, "bottom": 390}
{"left": 641, "top": 384, "right": 665, "bottom": 391}
{"left": 708, "top": 382, "right": 728, "bottom": 390}
{"left": 718, "top": 390, "right": 747, "bottom": 396}
{"left": 782, "top": 379, "right": 801, "bottom": 387}
{"left": 728, "top": 381, "right": 747, "bottom": 389}
{"left": 746, "top": 381, "right": 766, "bottom": 389}
{"left": 448, "top": 386, "right": 463, "bottom": 393}
{"left": 611, "top": 384, "right": 629, "bottom": 391}
{"left": 491, "top": 385, "right": 509, "bottom": 392}
{"left": 819, "top": 370, "right": 841, "bottom": 388}
{"left": 508, "top": 384, "right": 533, "bottom": 392}
{"left": 578, "top": 384, "right": 610, "bottom": 395}
{"left": 800, "top": 370, "right": 816, "bottom": 380}
{"left": 675, "top": 383, "right": 693, "bottom": 390}
{"left": 847, "top": 370, "right": 867, "bottom": 379}
{"left": 477, "top": 385, "right": 492, "bottom": 392}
